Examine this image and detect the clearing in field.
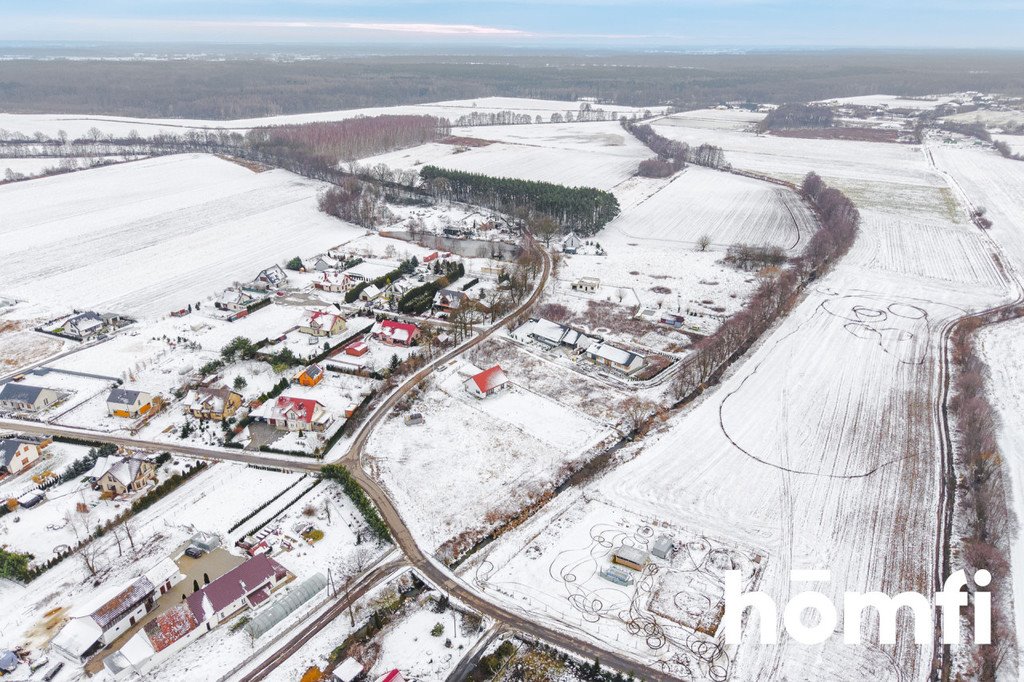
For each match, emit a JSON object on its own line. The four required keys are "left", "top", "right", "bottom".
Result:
{"left": 0, "top": 153, "right": 359, "bottom": 318}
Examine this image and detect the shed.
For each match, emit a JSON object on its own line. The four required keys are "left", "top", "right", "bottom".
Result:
{"left": 190, "top": 531, "right": 221, "bottom": 553}
{"left": 334, "top": 658, "right": 364, "bottom": 682}
{"left": 600, "top": 566, "right": 635, "bottom": 586}
{"left": 611, "top": 546, "right": 649, "bottom": 571}
{"left": 651, "top": 535, "right": 674, "bottom": 560}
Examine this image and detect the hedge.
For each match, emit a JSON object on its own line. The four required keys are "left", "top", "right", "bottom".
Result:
{"left": 243, "top": 478, "right": 323, "bottom": 537}
{"left": 320, "top": 464, "right": 391, "bottom": 541}
{"left": 228, "top": 474, "right": 307, "bottom": 532}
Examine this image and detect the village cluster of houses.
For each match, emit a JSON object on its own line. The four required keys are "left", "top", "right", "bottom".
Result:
{"left": 511, "top": 317, "right": 646, "bottom": 375}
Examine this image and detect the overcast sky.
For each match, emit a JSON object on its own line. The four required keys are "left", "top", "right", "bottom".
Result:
{"left": 1, "top": 0, "right": 1022, "bottom": 49}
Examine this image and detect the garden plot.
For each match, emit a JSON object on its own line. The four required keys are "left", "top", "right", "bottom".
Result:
{"left": 365, "top": 360, "right": 613, "bottom": 555}
{"left": 0, "top": 301, "right": 70, "bottom": 371}
{"left": 0, "top": 153, "right": 360, "bottom": 319}
{"left": 466, "top": 495, "right": 764, "bottom": 681}
{"left": 605, "top": 166, "right": 815, "bottom": 250}
{"left": 465, "top": 338, "right": 632, "bottom": 423}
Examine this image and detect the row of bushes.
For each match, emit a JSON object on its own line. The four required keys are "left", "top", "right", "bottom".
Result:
{"left": 228, "top": 474, "right": 307, "bottom": 532}
{"left": 243, "top": 478, "right": 323, "bottom": 538}
{"left": 320, "top": 464, "right": 391, "bottom": 541}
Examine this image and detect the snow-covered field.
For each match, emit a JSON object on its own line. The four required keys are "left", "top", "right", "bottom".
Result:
{"left": 816, "top": 94, "right": 960, "bottom": 110}
{"left": 366, "top": 360, "right": 615, "bottom": 556}
{"left": 0, "top": 97, "right": 663, "bottom": 139}
{"left": 0, "top": 153, "right": 360, "bottom": 318}
{"left": 606, "top": 165, "right": 815, "bottom": 250}
{"left": 362, "top": 123, "right": 650, "bottom": 192}
{"left": 460, "top": 125, "right": 1014, "bottom": 679}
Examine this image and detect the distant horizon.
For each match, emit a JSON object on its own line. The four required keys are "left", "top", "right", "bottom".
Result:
{"left": 2, "top": 1, "right": 1023, "bottom": 50}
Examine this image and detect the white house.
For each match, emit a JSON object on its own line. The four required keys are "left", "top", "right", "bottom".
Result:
{"left": 52, "top": 558, "right": 182, "bottom": 662}
{"left": 0, "top": 384, "right": 60, "bottom": 412}
{"left": 571, "top": 277, "right": 601, "bottom": 293}
{"left": 585, "top": 342, "right": 645, "bottom": 374}
{"left": 561, "top": 232, "right": 583, "bottom": 253}
{"left": 464, "top": 365, "right": 509, "bottom": 399}
{"left": 255, "top": 265, "right": 288, "bottom": 289}
{"left": 0, "top": 438, "right": 42, "bottom": 474}
{"left": 106, "top": 389, "right": 154, "bottom": 418}
{"left": 65, "top": 311, "right": 114, "bottom": 339}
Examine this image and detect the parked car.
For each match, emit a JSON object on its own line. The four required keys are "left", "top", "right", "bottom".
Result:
{"left": 184, "top": 545, "right": 205, "bottom": 559}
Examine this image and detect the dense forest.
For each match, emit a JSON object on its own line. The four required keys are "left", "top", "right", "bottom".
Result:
{"left": 1, "top": 51, "right": 1023, "bottom": 118}
{"left": 418, "top": 166, "right": 620, "bottom": 237}
{"left": 757, "top": 103, "right": 835, "bottom": 131}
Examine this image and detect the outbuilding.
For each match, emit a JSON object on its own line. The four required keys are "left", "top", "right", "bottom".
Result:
{"left": 611, "top": 546, "right": 649, "bottom": 572}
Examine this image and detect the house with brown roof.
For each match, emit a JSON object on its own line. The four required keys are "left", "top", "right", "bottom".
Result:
{"left": 183, "top": 386, "right": 243, "bottom": 421}
{"left": 52, "top": 558, "right": 181, "bottom": 662}
{"left": 91, "top": 456, "right": 157, "bottom": 496}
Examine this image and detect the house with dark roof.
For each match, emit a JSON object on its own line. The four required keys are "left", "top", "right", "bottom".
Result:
{"left": 0, "top": 383, "right": 60, "bottom": 412}
{"left": 433, "top": 289, "right": 468, "bottom": 314}
{"left": 585, "top": 342, "right": 646, "bottom": 375}
{"left": 296, "top": 364, "right": 324, "bottom": 387}
{"left": 186, "top": 554, "right": 289, "bottom": 626}
{"left": 52, "top": 558, "right": 181, "bottom": 662}
{"left": 464, "top": 365, "right": 509, "bottom": 399}
{"left": 0, "top": 438, "right": 42, "bottom": 474}
{"left": 106, "top": 389, "right": 154, "bottom": 418}
{"left": 255, "top": 265, "right": 288, "bottom": 289}
{"left": 65, "top": 311, "right": 113, "bottom": 339}
{"left": 103, "top": 555, "right": 289, "bottom": 678}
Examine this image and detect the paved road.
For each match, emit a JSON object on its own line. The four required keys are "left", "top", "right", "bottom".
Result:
{"left": 234, "top": 556, "right": 409, "bottom": 682}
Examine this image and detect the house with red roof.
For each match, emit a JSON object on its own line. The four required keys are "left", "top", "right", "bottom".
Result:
{"left": 464, "top": 364, "right": 509, "bottom": 399}
{"left": 255, "top": 395, "right": 331, "bottom": 432}
{"left": 376, "top": 670, "right": 406, "bottom": 682}
{"left": 300, "top": 309, "right": 347, "bottom": 337}
{"left": 373, "top": 319, "right": 419, "bottom": 347}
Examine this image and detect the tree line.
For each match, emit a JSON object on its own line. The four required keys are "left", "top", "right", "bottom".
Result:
{"left": 417, "top": 165, "right": 620, "bottom": 237}
{"left": 620, "top": 120, "right": 727, "bottom": 175}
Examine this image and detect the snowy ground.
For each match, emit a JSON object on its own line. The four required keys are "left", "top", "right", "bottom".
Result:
{"left": 816, "top": 94, "right": 962, "bottom": 110}
{"left": 0, "top": 154, "right": 361, "bottom": 318}
{"left": 361, "top": 121, "right": 652, "bottom": 193}
{"left": 978, "top": 320, "right": 1024, "bottom": 667}
{"left": 366, "top": 359, "right": 615, "bottom": 557}
{"left": 464, "top": 121, "right": 1015, "bottom": 680}
{"left": 0, "top": 97, "right": 664, "bottom": 139}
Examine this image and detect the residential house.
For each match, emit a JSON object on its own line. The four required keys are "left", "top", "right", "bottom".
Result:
{"left": 103, "top": 555, "right": 288, "bottom": 679}
{"left": 0, "top": 438, "right": 42, "bottom": 474}
{"left": 314, "top": 270, "right": 354, "bottom": 293}
{"left": 66, "top": 311, "right": 116, "bottom": 339}
{"left": 52, "top": 558, "right": 182, "bottom": 662}
{"left": 183, "top": 387, "right": 243, "bottom": 421}
{"left": 433, "top": 289, "right": 468, "bottom": 314}
{"left": 255, "top": 265, "right": 288, "bottom": 289}
{"left": 358, "top": 284, "right": 382, "bottom": 302}
{"left": 464, "top": 365, "right": 509, "bottom": 399}
{"left": 300, "top": 310, "right": 346, "bottom": 337}
{"left": 377, "top": 670, "right": 406, "bottom": 682}
{"left": 334, "top": 658, "right": 364, "bottom": 682}
{"left": 570, "top": 277, "right": 601, "bottom": 293}
{"left": 91, "top": 456, "right": 157, "bottom": 495}
{"left": 373, "top": 320, "right": 419, "bottom": 347}
{"left": 585, "top": 343, "right": 646, "bottom": 375}
{"left": 256, "top": 396, "right": 331, "bottom": 432}
{"left": 561, "top": 232, "right": 583, "bottom": 254}
{"left": 215, "top": 288, "right": 260, "bottom": 312}
{"left": 510, "top": 318, "right": 584, "bottom": 350}
{"left": 106, "top": 389, "right": 154, "bottom": 418}
{"left": 0, "top": 384, "right": 60, "bottom": 412}
{"left": 296, "top": 364, "right": 324, "bottom": 387}
{"left": 311, "top": 255, "right": 340, "bottom": 271}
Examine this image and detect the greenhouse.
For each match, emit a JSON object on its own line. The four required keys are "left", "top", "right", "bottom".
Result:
{"left": 243, "top": 573, "right": 328, "bottom": 639}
